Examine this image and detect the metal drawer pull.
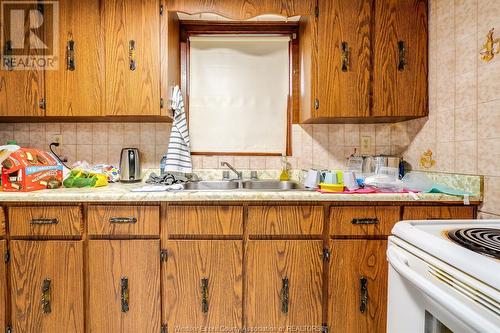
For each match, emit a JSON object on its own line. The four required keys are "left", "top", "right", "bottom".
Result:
{"left": 129, "top": 40, "right": 136, "bottom": 71}
{"left": 201, "top": 277, "right": 209, "bottom": 313}
{"left": 41, "top": 278, "right": 52, "bottom": 314}
{"left": 66, "top": 40, "right": 75, "bottom": 71}
{"left": 351, "top": 218, "right": 379, "bottom": 225}
{"left": 109, "top": 217, "right": 137, "bottom": 224}
{"left": 121, "top": 277, "right": 129, "bottom": 313}
{"left": 398, "top": 40, "right": 407, "bottom": 71}
{"left": 360, "top": 276, "right": 368, "bottom": 313}
{"left": 31, "top": 218, "right": 59, "bottom": 225}
{"left": 341, "top": 41, "right": 350, "bottom": 72}
{"left": 280, "top": 277, "right": 289, "bottom": 314}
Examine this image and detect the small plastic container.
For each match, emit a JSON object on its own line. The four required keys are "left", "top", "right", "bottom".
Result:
{"left": 319, "top": 183, "right": 345, "bottom": 192}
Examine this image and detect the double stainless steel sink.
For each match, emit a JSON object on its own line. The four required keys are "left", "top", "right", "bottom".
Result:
{"left": 183, "top": 180, "right": 306, "bottom": 191}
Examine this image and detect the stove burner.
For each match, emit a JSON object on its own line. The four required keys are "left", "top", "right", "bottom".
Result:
{"left": 448, "top": 228, "right": 500, "bottom": 259}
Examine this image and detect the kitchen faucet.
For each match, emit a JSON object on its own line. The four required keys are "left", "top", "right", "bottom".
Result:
{"left": 220, "top": 161, "right": 242, "bottom": 180}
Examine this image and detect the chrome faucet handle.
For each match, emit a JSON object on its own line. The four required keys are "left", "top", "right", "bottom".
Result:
{"left": 250, "top": 171, "right": 258, "bottom": 180}
{"left": 222, "top": 170, "right": 230, "bottom": 180}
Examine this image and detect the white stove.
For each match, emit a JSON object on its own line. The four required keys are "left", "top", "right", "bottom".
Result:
{"left": 387, "top": 220, "right": 500, "bottom": 333}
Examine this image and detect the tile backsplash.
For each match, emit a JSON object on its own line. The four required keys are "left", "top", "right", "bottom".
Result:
{"left": 0, "top": 122, "right": 408, "bottom": 171}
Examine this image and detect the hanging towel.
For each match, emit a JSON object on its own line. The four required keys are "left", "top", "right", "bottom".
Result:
{"left": 164, "top": 86, "right": 193, "bottom": 173}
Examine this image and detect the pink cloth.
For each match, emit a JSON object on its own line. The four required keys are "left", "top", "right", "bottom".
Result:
{"left": 316, "top": 188, "right": 417, "bottom": 194}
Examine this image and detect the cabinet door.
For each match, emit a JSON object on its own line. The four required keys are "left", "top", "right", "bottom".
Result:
{"left": 329, "top": 240, "right": 387, "bottom": 333}
{"left": 245, "top": 240, "right": 323, "bottom": 331}
{"left": 105, "top": 0, "right": 160, "bottom": 116}
{"left": 0, "top": 0, "right": 44, "bottom": 116}
{"left": 163, "top": 241, "right": 243, "bottom": 330}
{"left": 373, "top": 0, "right": 428, "bottom": 118}
{"left": 88, "top": 240, "right": 161, "bottom": 332}
{"left": 10, "top": 240, "right": 84, "bottom": 333}
{"left": 0, "top": 240, "right": 6, "bottom": 332}
{"left": 317, "top": 0, "right": 372, "bottom": 118}
{"left": 45, "top": 0, "right": 103, "bottom": 116}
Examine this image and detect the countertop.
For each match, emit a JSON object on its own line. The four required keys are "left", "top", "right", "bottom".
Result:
{"left": 0, "top": 182, "right": 480, "bottom": 203}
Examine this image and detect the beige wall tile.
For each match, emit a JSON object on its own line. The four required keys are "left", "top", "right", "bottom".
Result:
{"left": 481, "top": 176, "right": 500, "bottom": 215}
{"left": 233, "top": 156, "right": 250, "bottom": 169}
{"left": 478, "top": 99, "right": 500, "bottom": 139}
{"left": 92, "top": 123, "right": 108, "bottom": 144}
{"left": 202, "top": 155, "right": 218, "bottom": 169}
{"left": 76, "top": 123, "right": 92, "bottom": 144}
{"left": 76, "top": 144, "right": 93, "bottom": 163}
{"left": 108, "top": 123, "right": 124, "bottom": 145}
{"left": 455, "top": 0, "right": 477, "bottom": 40}
{"left": 455, "top": 70, "right": 477, "bottom": 108}
{"left": 265, "top": 156, "right": 281, "bottom": 169}
{"left": 123, "top": 123, "right": 140, "bottom": 146}
{"left": 478, "top": 61, "right": 500, "bottom": 103}
{"left": 435, "top": 141, "right": 455, "bottom": 172}
{"left": 92, "top": 144, "right": 108, "bottom": 164}
{"left": 454, "top": 105, "right": 477, "bottom": 141}
{"left": 455, "top": 140, "right": 477, "bottom": 174}
{"left": 61, "top": 123, "right": 77, "bottom": 145}
{"left": 328, "top": 124, "right": 344, "bottom": 146}
{"left": 249, "top": 156, "right": 267, "bottom": 170}
{"left": 344, "top": 124, "right": 360, "bottom": 146}
{"left": 456, "top": 34, "right": 477, "bottom": 74}
{"left": 478, "top": 138, "right": 500, "bottom": 176}
{"left": 108, "top": 144, "right": 123, "bottom": 166}
{"left": 478, "top": 0, "right": 500, "bottom": 36}
{"left": 436, "top": 108, "right": 455, "bottom": 142}
{"left": 140, "top": 123, "right": 156, "bottom": 145}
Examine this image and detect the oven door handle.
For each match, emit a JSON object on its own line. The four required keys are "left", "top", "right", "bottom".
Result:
{"left": 387, "top": 247, "right": 499, "bottom": 333}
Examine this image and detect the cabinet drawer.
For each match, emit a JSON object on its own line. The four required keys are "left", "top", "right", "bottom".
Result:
{"left": 403, "top": 206, "right": 475, "bottom": 220}
{"left": 9, "top": 206, "right": 82, "bottom": 237}
{"left": 88, "top": 205, "right": 160, "bottom": 237}
{"left": 0, "top": 207, "right": 5, "bottom": 237}
{"left": 166, "top": 206, "right": 243, "bottom": 236}
{"left": 248, "top": 206, "right": 323, "bottom": 236}
{"left": 329, "top": 206, "right": 400, "bottom": 237}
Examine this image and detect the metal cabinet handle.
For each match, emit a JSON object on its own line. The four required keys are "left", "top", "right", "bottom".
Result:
{"left": 341, "top": 41, "right": 350, "bottom": 72}
{"left": 351, "top": 218, "right": 379, "bottom": 225}
{"left": 201, "top": 277, "right": 209, "bottom": 313}
{"left": 31, "top": 218, "right": 58, "bottom": 225}
{"left": 360, "top": 276, "right": 368, "bottom": 313}
{"left": 3, "top": 40, "right": 13, "bottom": 71}
{"left": 41, "top": 278, "right": 52, "bottom": 314}
{"left": 121, "top": 277, "right": 129, "bottom": 313}
{"left": 280, "top": 277, "right": 289, "bottom": 314}
{"left": 109, "top": 217, "right": 137, "bottom": 224}
{"left": 398, "top": 41, "right": 407, "bottom": 71}
{"left": 129, "top": 40, "right": 136, "bottom": 71}
{"left": 66, "top": 40, "right": 75, "bottom": 71}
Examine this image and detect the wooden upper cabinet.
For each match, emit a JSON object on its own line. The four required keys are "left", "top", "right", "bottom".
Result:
{"left": 245, "top": 240, "right": 323, "bottom": 331}
{"left": 45, "top": 0, "right": 103, "bottom": 117}
{"left": 166, "top": 0, "right": 316, "bottom": 19}
{"left": 0, "top": 240, "right": 5, "bottom": 332}
{"left": 0, "top": 1, "right": 44, "bottom": 117}
{"left": 372, "top": 0, "right": 428, "bottom": 118}
{"left": 163, "top": 240, "right": 243, "bottom": 330}
{"left": 105, "top": 0, "right": 161, "bottom": 116}
{"left": 10, "top": 240, "right": 84, "bottom": 333}
{"left": 316, "top": 0, "right": 372, "bottom": 119}
{"left": 88, "top": 240, "right": 161, "bottom": 332}
{"left": 329, "top": 239, "right": 388, "bottom": 333}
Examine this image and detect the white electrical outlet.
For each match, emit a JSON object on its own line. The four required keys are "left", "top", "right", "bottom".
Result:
{"left": 360, "top": 136, "right": 372, "bottom": 155}
{"left": 50, "top": 134, "right": 63, "bottom": 145}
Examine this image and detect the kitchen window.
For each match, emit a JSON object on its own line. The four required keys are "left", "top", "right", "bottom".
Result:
{"left": 180, "top": 22, "right": 299, "bottom": 156}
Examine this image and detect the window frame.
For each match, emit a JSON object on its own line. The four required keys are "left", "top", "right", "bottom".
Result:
{"left": 179, "top": 21, "right": 299, "bottom": 156}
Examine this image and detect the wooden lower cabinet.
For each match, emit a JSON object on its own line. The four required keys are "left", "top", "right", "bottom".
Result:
{"left": 245, "top": 240, "right": 323, "bottom": 332}
{"left": 10, "top": 240, "right": 84, "bottom": 332}
{"left": 329, "top": 239, "right": 388, "bottom": 333}
{"left": 0, "top": 240, "right": 6, "bottom": 332}
{"left": 163, "top": 240, "right": 243, "bottom": 331}
{"left": 88, "top": 240, "right": 161, "bottom": 333}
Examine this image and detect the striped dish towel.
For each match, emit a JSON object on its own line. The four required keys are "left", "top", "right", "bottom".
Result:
{"left": 164, "top": 86, "right": 192, "bottom": 173}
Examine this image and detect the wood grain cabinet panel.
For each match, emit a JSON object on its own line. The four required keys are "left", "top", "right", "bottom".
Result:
{"left": 373, "top": 0, "right": 428, "bottom": 118}
{"left": 165, "top": 206, "right": 243, "bottom": 236}
{"left": 87, "top": 205, "right": 160, "bottom": 237}
{"left": 166, "top": 0, "right": 316, "bottom": 19}
{"left": 0, "top": 207, "right": 5, "bottom": 237}
{"left": 8, "top": 206, "right": 82, "bottom": 237}
{"left": 45, "top": 0, "right": 103, "bottom": 117}
{"left": 248, "top": 205, "right": 323, "bottom": 236}
{"left": 329, "top": 239, "right": 388, "bottom": 333}
{"left": 105, "top": 0, "right": 161, "bottom": 116}
{"left": 316, "top": 0, "right": 372, "bottom": 119}
{"left": 163, "top": 240, "right": 243, "bottom": 330}
{"left": 403, "top": 206, "right": 475, "bottom": 220}
{"left": 245, "top": 240, "right": 323, "bottom": 331}
{"left": 0, "top": 240, "right": 6, "bottom": 332}
{"left": 10, "top": 240, "right": 84, "bottom": 333}
{"left": 88, "top": 240, "right": 161, "bottom": 333}
{"left": 330, "top": 206, "right": 400, "bottom": 237}
{"left": 0, "top": 1, "right": 44, "bottom": 117}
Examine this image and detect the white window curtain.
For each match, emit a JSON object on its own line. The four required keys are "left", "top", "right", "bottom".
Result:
{"left": 188, "top": 35, "right": 290, "bottom": 154}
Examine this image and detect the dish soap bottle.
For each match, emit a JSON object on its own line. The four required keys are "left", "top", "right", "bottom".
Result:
{"left": 279, "top": 155, "right": 290, "bottom": 181}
